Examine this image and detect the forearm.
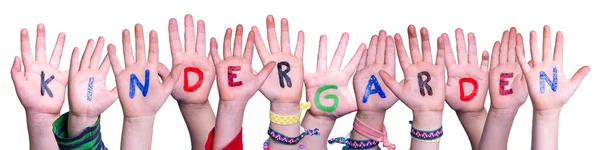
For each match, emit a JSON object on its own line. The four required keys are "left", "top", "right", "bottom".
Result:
{"left": 179, "top": 102, "right": 216, "bottom": 149}
{"left": 26, "top": 113, "right": 59, "bottom": 150}
{"left": 479, "top": 108, "right": 518, "bottom": 150}
{"left": 269, "top": 102, "right": 301, "bottom": 150}
{"left": 456, "top": 109, "right": 487, "bottom": 150}
{"left": 350, "top": 111, "right": 385, "bottom": 150}
{"left": 212, "top": 101, "right": 246, "bottom": 150}
{"left": 410, "top": 111, "right": 443, "bottom": 150}
{"left": 68, "top": 114, "right": 98, "bottom": 138}
{"left": 300, "top": 112, "right": 336, "bottom": 149}
{"left": 121, "top": 116, "right": 156, "bottom": 150}
{"left": 532, "top": 109, "right": 560, "bottom": 150}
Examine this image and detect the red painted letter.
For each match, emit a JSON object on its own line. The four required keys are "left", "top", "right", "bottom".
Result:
{"left": 499, "top": 73, "right": 513, "bottom": 95}
{"left": 228, "top": 66, "right": 243, "bottom": 87}
{"left": 183, "top": 67, "right": 204, "bottom": 92}
{"left": 459, "top": 78, "right": 478, "bottom": 101}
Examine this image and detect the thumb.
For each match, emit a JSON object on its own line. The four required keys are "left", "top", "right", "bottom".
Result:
{"left": 378, "top": 70, "right": 402, "bottom": 98}
{"left": 157, "top": 62, "right": 171, "bottom": 81}
{"left": 109, "top": 86, "right": 118, "bottom": 101}
{"left": 162, "top": 64, "right": 184, "bottom": 94}
{"left": 11, "top": 56, "right": 26, "bottom": 85}
{"left": 256, "top": 61, "right": 276, "bottom": 85}
{"left": 570, "top": 66, "right": 590, "bottom": 89}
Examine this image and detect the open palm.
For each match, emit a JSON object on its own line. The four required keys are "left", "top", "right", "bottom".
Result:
{"left": 444, "top": 29, "right": 490, "bottom": 113}
{"left": 252, "top": 15, "right": 304, "bottom": 103}
{"left": 354, "top": 30, "right": 398, "bottom": 112}
{"left": 210, "top": 25, "right": 275, "bottom": 102}
{"left": 68, "top": 37, "right": 118, "bottom": 117}
{"left": 488, "top": 28, "right": 528, "bottom": 110}
{"left": 305, "top": 33, "right": 365, "bottom": 118}
{"left": 168, "top": 15, "right": 216, "bottom": 104}
{"left": 11, "top": 24, "right": 67, "bottom": 115}
{"left": 108, "top": 24, "right": 183, "bottom": 118}
{"left": 516, "top": 26, "right": 590, "bottom": 111}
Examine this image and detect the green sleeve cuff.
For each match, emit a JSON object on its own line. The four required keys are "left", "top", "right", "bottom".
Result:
{"left": 52, "top": 112, "right": 107, "bottom": 150}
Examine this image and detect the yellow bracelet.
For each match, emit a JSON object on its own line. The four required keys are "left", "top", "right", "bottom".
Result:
{"left": 269, "top": 102, "right": 311, "bottom": 125}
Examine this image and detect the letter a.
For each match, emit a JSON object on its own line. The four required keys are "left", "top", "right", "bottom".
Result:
{"left": 183, "top": 67, "right": 204, "bottom": 92}
{"left": 459, "top": 78, "right": 478, "bottom": 101}
{"left": 539, "top": 66, "right": 558, "bottom": 94}
{"left": 499, "top": 73, "right": 513, "bottom": 95}
{"left": 277, "top": 61, "right": 292, "bottom": 88}
{"left": 418, "top": 71, "right": 433, "bottom": 96}
{"left": 362, "top": 75, "right": 386, "bottom": 103}
{"left": 129, "top": 69, "right": 150, "bottom": 99}
{"left": 40, "top": 71, "right": 55, "bottom": 98}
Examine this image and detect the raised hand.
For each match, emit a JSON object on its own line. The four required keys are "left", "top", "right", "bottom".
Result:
{"left": 168, "top": 14, "right": 216, "bottom": 104}
{"left": 252, "top": 15, "right": 304, "bottom": 103}
{"left": 354, "top": 30, "right": 397, "bottom": 112}
{"left": 107, "top": 24, "right": 183, "bottom": 118}
{"left": 488, "top": 28, "right": 528, "bottom": 110}
{"left": 211, "top": 25, "right": 275, "bottom": 103}
{"left": 516, "top": 25, "right": 590, "bottom": 111}
{"left": 304, "top": 33, "right": 365, "bottom": 118}
{"left": 12, "top": 24, "right": 67, "bottom": 116}
{"left": 444, "top": 29, "right": 489, "bottom": 113}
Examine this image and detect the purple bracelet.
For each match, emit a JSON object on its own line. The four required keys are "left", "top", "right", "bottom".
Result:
{"left": 409, "top": 120, "right": 443, "bottom": 141}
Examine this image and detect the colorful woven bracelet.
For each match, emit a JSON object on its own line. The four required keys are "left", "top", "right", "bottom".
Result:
{"left": 267, "top": 126, "right": 320, "bottom": 145}
{"left": 269, "top": 102, "right": 311, "bottom": 125}
{"left": 409, "top": 120, "right": 443, "bottom": 142}
{"left": 328, "top": 137, "right": 380, "bottom": 149}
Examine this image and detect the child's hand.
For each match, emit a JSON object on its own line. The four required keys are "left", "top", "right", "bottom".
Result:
{"left": 488, "top": 28, "right": 528, "bottom": 110}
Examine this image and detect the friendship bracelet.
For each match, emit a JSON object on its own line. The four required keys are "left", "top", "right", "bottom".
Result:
{"left": 269, "top": 102, "right": 311, "bottom": 125}
{"left": 266, "top": 126, "right": 320, "bottom": 146}
{"left": 328, "top": 136, "right": 380, "bottom": 149}
{"left": 353, "top": 117, "right": 396, "bottom": 150}
{"left": 409, "top": 120, "right": 443, "bottom": 142}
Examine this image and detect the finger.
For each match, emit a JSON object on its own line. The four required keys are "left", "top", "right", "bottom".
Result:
{"left": 490, "top": 41, "right": 500, "bottom": 68}
{"left": 90, "top": 36, "right": 106, "bottom": 69}
{"left": 516, "top": 34, "right": 531, "bottom": 73}
{"left": 148, "top": 30, "right": 159, "bottom": 64}
{"left": 343, "top": 43, "right": 367, "bottom": 75}
{"left": 256, "top": 61, "right": 277, "bottom": 84}
{"left": 99, "top": 54, "right": 111, "bottom": 78}
{"left": 499, "top": 30, "right": 509, "bottom": 63}
{"left": 480, "top": 50, "right": 490, "bottom": 72}
{"left": 384, "top": 36, "right": 396, "bottom": 66}
{"left": 435, "top": 36, "right": 445, "bottom": 67}
{"left": 122, "top": 29, "right": 135, "bottom": 66}
{"left": 294, "top": 31, "right": 305, "bottom": 61}
{"left": 317, "top": 35, "right": 328, "bottom": 71}
{"left": 330, "top": 33, "right": 349, "bottom": 70}
{"left": 168, "top": 18, "right": 183, "bottom": 62}
{"left": 366, "top": 35, "right": 377, "bottom": 65}
{"left": 69, "top": 47, "right": 80, "bottom": 77}
{"left": 467, "top": 32, "right": 479, "bottom": 65}
{"left": 266, "top": 15, "right": 281, "bottom": 53}
{"left": 280, "top": 18, "right": 291, "bottom": 53}
{"left": 108, "top": 44, "right": 123, "bottom": 74}
{"left": 233, "top": 25, "right": 244, "bottom": 56}
{"left": 530, "top": 30, "right": 542, "bottom": 65}
{"left": 210, "top": 38, "right": 222, "bottom": 64}
{"left": 443, "top": 33, "right": 457, "bottom": 68}
{"left": 569, "top": 66, "right": 591, "bottom": 89}
{"left": 394, "top": 33, "right": 410, "bottom": 71}
{"left": 79, "top": 39, "right": 95, "bottom": 70}
{"left": 49, "top": 32, "right": 66, "bottom": 67}
{"left": 223, "top": 28, "right": 233, "bottom": 58}
{"left": 542, "top": 25, "right": 553, "bottom": 61}
{"left": 134, "top": 24, "right": 147, "bottom": 63}
{"left": 379, "top": 70, "right": 402, "bottom": 95}
{"left": 357, "top": 49, "right": 367, "bottom": 71}
{"left": 162, "top": 64, "right": 184, "bottom": 94}
{"left": 252, "top": 26, "right": 270, "bottom": 64}
{"left": 184, "top": 14, "right": 195, "bottom": 52}
{"left": 455, "top": 28, "right": 468, "bottom": 64}
{"left": 157, "top": 62, "right": 170, "bottom": 80}
{"left": 20, "top": 29, "right": 34, "bottom": 69}
{"left": 376, "top": 30, "right": 387, "bottom": 64}
{"left": 407, "top": 25, "right": 422, "bottom": 64}
{"left": 420, "top": 27, "right": 432, "bottom": 63}
{"left": 35, "top": 24, "right": 47, "bottom": 62}
{"left": 508, "top": 27, "right": 517, "bottom": 62}
{"left": 196, "top": 20, "right": 207, "bottom": 56}
{"left": 243, "top": 31, "right": 255, "bottom": 60}
{"left": 11, "top": 57, "right": 26, "bottom": 84}
{"left": 553, "top": 31, "right": 563, "bottom": 68}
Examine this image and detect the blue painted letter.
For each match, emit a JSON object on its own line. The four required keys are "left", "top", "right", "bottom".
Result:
{"left": 539, "top": 67, "right": 558, "bottom": 94}
{"left": 129, "top": 70, "right": 150, "bottom": 99}
{"left": 362, "top": 75, "right": 386, "bottom": 103}
{"left": 87, "top": 78, "right": 94, "bottom": 101}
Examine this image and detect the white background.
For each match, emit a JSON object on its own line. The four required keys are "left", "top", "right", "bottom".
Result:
{"left": 1, "top": 0, "right": 598, "bottom": 149}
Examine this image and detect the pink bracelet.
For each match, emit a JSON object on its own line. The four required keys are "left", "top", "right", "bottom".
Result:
{"left": 353, "top": 117, "right": 396, "bottom": 150}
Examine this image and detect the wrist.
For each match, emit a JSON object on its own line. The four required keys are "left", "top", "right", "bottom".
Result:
{"left": 456, "top": 109, "right": 487, "bottom": 120}
{"left": 67, "top": 113, "right": 99, "bottom": 137}
{"left": 534, "top": 108, "right": 561, "bottom": 120}
{"left": 178, "top": 101, "right": 212, "bottom": 112}
{"left": 270, "top": 102, "right": 300, "bottom": 115}
{"left": 355, "top": 111, "right": 386, "bottom": 131}
{"left": 26, "top": 113, "right": 58, "bottom": 128}
{"left": 489, "top": 107, "right": 519, "bottom": 117}
{"left": 411, "top": 111, "right": 443, "bottom": 130}
{"left": 124, "top": 115, "right": 156, "bottom": 125}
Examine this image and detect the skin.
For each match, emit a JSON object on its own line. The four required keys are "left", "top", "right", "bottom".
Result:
{"left": 67, "top": 36, "right": 118, "bottom": 138}
{"left": 352, "top": 30, "right": 398, "bottom": 150}
{"left": 380, "top": 25, "right": 446, "bottom": 150}
{"left": 11, "top": 24, "right": 66, "bottom": 150}
{"left": 479, "top": 28, "right": 529, "bottom": 150}
{"left": 443, "top": 29, "right": 490, "bottom": 150}
{"left": 107, "top": 24, "right": 183, "bottom": 150}
{"left": 167, "top": 14, "right": 216, "bottom": 150}
{"left": 301, "top": 33, "right": 366, "bottom": 149}
{"left": 252, "top": 15, "right": 305, "bottom": 150}
{"left": 515, "top": 26, "right": 590, "bottom": 150}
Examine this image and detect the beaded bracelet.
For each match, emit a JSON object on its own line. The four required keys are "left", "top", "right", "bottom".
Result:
{"left": 269, "top": 102, "right": 311, "bottom": 125}
{"left": 267, "top": 127, "right": 320, "bottom": 145}
{"left": 328, "top": 137, "right": 380, "bottom": 149}
{"left": 409, "top": 121, "right": 443, "bottom": 142}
